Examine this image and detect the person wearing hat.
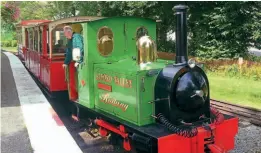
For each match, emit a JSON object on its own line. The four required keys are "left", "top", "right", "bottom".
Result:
{"left": 62, "top": 24, "right": 84, "bottom": 68}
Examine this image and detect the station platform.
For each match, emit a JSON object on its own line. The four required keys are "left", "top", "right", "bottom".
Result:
{"left": 1, "top": 52, "right": 82, "bottom": 153}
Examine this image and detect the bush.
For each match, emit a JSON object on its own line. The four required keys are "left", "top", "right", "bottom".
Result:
{"left": 1, "top": 41, "right": 5, "bottom": 47}
{"left": 2, "top": 41, "right": 10, "bottom": 47}
{"left": 1, "top": 40, "right": 17, "bottom": 47}
{"left": 245, "top": 53, "right": 261, "bottom": 62}
{"left": 202, "top": 59, "right": 261, "bottom": 81}
{"left": 11, "top": 40, "right": 17, "bottom": 47}
{"left": 6, "top": 40, "right": 12, "bottom": 47}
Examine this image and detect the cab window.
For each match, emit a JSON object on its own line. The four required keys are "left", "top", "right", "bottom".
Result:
{"left": 97, "top": 26, "right": 114, "bottom": 56}
{"left": 136, "top": 26, "right": 148, "bottom": 40}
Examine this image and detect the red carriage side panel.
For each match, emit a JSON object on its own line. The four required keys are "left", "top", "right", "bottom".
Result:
{"left": 33, "top": 51, "right": 38, "bottom": 77}
{"left": 36, "top": 52, "right": 40, "bottom": 78}
{"left": 41, "top": 57, "right": 51, "bottom": 89}
{"left": 49, "top": 60, "right": 67, "bottom": 92}
{"left": 39, "top": 56, "right": 44, "bottom": 82}
{"left": 32, "top": 51, "right": 40, "bottom": 78}
{"left": 29, "top": 50, "right": 36, "bottom": 75}
{"left": 29, "top": 50, "right": 34, "bottom": 74}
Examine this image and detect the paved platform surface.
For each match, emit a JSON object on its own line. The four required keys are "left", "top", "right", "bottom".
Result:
{"left": 1, "top": 52, "right": 82, "bottom": 153}
{"left": 1, "top": 52, "right": 33, "bottom": 153}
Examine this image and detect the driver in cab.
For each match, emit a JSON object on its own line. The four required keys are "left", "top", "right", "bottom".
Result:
{"left": 62, "top": 25, "right": 84, "bottom": 68}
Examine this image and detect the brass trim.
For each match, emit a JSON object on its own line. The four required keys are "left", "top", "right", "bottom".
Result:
{"left": 97, "top": 26, "right": 114, "bottom": 57}
{"left": 136, "top": 35, "right": 157, "bottom": 65}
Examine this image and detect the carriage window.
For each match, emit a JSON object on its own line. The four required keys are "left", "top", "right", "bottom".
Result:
{"left": 51, "top": 28, "right": 67, "bottom": 54}
{"left": 39, "top": 29, "right": 42, "bottom": 53}
{"left": 136, "top": 27, "right": 148, "bottom": 40}
{"left": 34, "top": 29, "right": 38, "bottom": 51}
{"left": 97, "top": 27, "right": 114, "bottom": 56}
{"left": 29, "top": 30, "right": 34, "bottom": 50}
{"left": 47, "top": 29, "right": 50, "bottom": 53}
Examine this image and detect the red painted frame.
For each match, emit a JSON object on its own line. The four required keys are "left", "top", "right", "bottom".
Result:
{"left": 49, "top": 58, "right": 67, "bottom": 91}
{"left": 95, "top": 119, "right": 131, "bottom": 151}
{"left": 67, "top": 61, "right": 78, "bottom": 100}
{"left": 157, "top": 117, "right": 238, "bottom": 153}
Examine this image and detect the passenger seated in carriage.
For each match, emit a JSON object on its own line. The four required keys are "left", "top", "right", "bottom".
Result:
{"left": 53, "top": 40, "right": 66, "bottom": 53}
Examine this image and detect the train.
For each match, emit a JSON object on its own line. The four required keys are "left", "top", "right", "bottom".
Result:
{"left": 16, "top": 5, "right": 238, "bottom": 153}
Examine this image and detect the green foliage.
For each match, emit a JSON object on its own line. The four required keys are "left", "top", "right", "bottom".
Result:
{"left": 77, "top": 1, "right": 100, "bottom": 16}
{"left": 18, "top": 2, "right": 55, "bottom": 20}
{"left": 188, "top": 2, "right": 261, "bottom": 58}
{"left": 11, "top": 40, "right": 17, "bottom": 47}
{"left": 1, "top": 40, "right": 12, "bottom": 47}
{"left": 1, "top": 40, "right": 17, "bottom": 47}
{"left": 1, "top": 1, "right": 260, "bottom": 60}
{"left": 1, "top": 31, "right": 15, "bottom": 41}
{"left": 1, "top": 1, "right": 20, "bottom": 35}
{"left": 245, "top": 53, "right": 261, "bottom": 62}
{"left": 46, "top": 1, "right": 77, "bottom": 19}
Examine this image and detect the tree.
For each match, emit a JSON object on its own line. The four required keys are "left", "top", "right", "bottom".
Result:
{"left": 46, "top": 1, "right": 78, "bottom": 20}
{"left": 2, "top": 1, "right": 260, "bottom": 59}
{"left": 1, "top": 1, "right": 21, "bottom": 40}
{"left": 188, "top": 1, "right": 261, "bottom": 58}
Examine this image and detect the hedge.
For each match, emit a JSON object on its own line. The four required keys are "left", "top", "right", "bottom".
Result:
{"left": 1, "top": 40, "right": 17, "bottom": 47}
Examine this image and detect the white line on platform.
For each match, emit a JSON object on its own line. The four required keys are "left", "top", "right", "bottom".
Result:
{"left": 3, "top": 52, "right": 82, "bottom": 153}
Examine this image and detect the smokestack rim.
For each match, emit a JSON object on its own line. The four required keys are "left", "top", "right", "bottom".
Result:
{"left": 174, "top": 5, "right": 188, "bottom": 12}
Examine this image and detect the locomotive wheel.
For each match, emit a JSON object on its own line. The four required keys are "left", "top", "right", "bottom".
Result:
{"left": 136, "top": 149, "right": 148, "bottom": 153}
{"left": 108, "top": 133, "right": 122, "bottom": 145}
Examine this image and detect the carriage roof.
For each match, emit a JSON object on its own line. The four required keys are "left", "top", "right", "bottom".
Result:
{"left": 16, "top": 20, "right": 50, "bottom": 28}
{"left": 48, "top": 16, "right": 105, "bottom": 29}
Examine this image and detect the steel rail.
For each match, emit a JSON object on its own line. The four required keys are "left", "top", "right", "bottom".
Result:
{"left": 210, "top": 99, "right": 261, "bottom": 126}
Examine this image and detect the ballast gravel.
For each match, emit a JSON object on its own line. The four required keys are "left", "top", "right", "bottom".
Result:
{"left": 231, "top": 119, "right": 261, "bottom": 153}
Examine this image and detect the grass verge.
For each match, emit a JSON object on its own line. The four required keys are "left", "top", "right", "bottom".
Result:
{"left": 208, "top": 73, "right": 261, "bottom": 109}
{"left": 1, "top": 47, "right": 17, "bottom": 52}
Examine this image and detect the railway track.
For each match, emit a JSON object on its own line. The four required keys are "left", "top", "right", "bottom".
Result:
{"left": 210, "top": 99, "right": 261, "bottom": 126}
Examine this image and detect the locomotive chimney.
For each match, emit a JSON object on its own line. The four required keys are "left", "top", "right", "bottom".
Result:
{"left": 174, "top": 5, "right": 188, "bottom": 64}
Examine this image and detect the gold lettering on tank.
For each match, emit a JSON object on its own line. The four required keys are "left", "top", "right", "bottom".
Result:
{"left": 96, "top": 74, "right": 112, "bottom": 83}
{"left": 96, "top": 73, "right": 132, "bottom": 88}
{"left": 114, "top": 76, "right": 132, "bottom": 88}
{"left": 99, "top": 93, "right": 128, "bottom": 112}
